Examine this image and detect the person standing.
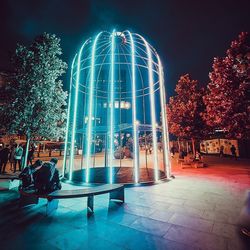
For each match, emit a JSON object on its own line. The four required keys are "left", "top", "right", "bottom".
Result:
{"left": 0, "top": 145, "right": 10, "bottom": 174}
{"left": 9, "top": 145, "right": 16, "bottom": 171}
{"left": 27, "top": 145, "right": 35, "bottom": 165}
{"left": 14, "top": 144, "right": 23, "bottom": 172}
{"left": 219, "top": 145, "right": 224, "bottom": 157}
{"left": 149, "top": 143, "right": 152, "bottom": 154}
{"left": 170, "top": 146, "right": 175, "bottom": 158}
{"left": 158, "top": 141, "right": 162, "bottom": 152}
{"left": 0, "top": 145, "right": 3, "bottom": 174}
{"left": 230, "top": 145, "right": 237, "bottom": 160}
{"left": 21, "top": 144, "right": 27, "bottom": 169}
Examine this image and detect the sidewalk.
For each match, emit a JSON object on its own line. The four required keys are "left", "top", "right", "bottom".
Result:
{"left": 0, "top": 156, "right": 249, "bottom": 249}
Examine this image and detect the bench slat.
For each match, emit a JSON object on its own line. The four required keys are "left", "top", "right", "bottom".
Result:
{"left": 19, "top": 184, "right": 124, "bottom": 199}
{"left": 49, "top": 184, "right": 123, "bottom": 199}
{"left": 0, "top": 176, "right": 20, "bottom": 180}
{"left": 19, "top": 184, "right": 125, "bottom": 216}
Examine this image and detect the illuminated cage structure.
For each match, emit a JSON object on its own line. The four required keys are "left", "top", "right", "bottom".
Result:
{"left": 63, "top": 30, "right": 171, "bottom": 184}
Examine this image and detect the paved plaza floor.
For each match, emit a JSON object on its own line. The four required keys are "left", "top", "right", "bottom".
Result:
{"left": 0, "top": 156, "right": 249, "bottom": 250}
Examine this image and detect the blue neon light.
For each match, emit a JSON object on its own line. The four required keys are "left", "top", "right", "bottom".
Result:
{"left": 85, "top": 32, "right": 103, "bottom": 183}
{"left": 65, "top": 30, "right": 171, "bottom": 185}
{"left": 69, "top": 39, "right": 90, "bottom": 181}
{"left": 156, "top": 54, "right": 171, "bottom": 178}
{"left": 63, "top": 54, "right": 77, "bottom": 177}
{"left": 127, "top": 31, "right": 139, "bottom": 183}
{"left": 138, "top": 34, "right": 159, "bottom": 181}
{"left": 109, "top": 29, "right": 116, "bottom": 184}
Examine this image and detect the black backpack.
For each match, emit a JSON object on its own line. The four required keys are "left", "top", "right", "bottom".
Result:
{"left": 19, "top": 166, "right": 33, "bottom": 188}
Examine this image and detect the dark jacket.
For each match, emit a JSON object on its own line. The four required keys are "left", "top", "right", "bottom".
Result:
{"left": 34, "top": 162, "right": 61, "bottom": 193}
{"left": 28, "top": 148, "right": 35, "bottom": 160}
{"left": 19, "top": 165, "right": 36, "bottom": 188}
{"left": 1, "top": 148, "right": 10, "bottom": 162}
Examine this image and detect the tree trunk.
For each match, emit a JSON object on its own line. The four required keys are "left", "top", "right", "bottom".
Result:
{"left": 191, "top": 138, "right": 195, "bottom": 155}
{"left": 186, "top": 141, "right": 189, "bottom": 154}
{"left": 177, "top": 138, "right": 181, "bottom": 152}
{"left": 38, "top": 144, "right": 40, "bottom": 157}
{"left": 24, "top": 132, "right": 30, "bottom": 169}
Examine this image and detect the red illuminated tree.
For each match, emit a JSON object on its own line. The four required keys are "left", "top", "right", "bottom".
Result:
{"left": 167, "top": 74, "right": 205, "bottom": 153}
{"left": 203, "top": 32, "right": 250, "bottom": 138}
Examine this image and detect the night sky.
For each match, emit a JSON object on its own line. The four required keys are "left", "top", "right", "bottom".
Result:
{"left": 0, "top": 0, "right": 249, "bottom": 96}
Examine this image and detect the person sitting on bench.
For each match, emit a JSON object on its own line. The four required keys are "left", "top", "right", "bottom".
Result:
{"left": 33, "top": 158, "right": 61, "bottom": 194}
{"left": 19, "top": 159, "right": 43, "bottom": 190}
{"left": 194, "top": 151, "right": 201, "bottom": 161}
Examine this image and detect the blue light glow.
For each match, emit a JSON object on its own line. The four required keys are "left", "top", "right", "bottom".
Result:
{"left": 63, "top": 54, "right": 77, "bottom": 177}
{"left": 85, "top": 32, "right": 103, "bottom": 183}
{"left": 138, "top": 34, "right": 159, "bottom": 181}
{"left": 109, "top": 29, "right": 116, "bottom": 184}
{"left": 65, "top": 30, "right": 171, "bottom": 185}
{"left": 127, "top": 31, "right": 139, "bottom": 183}
{"left": 69, "top": 39, "right": 90, "bottom": 181}
{"left": 156, "top": 54, "right": 171, "bottom": 178}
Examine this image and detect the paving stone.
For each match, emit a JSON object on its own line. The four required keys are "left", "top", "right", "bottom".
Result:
{"left": 121, "top": 203, "right": 156, "bottom": 217}
{"left": 129, "top": 217, "right": 171, "bottom": 237}
{"left": 212, "top": 222, "right": 239, "bottom": 239}
{"left": 49, "top": 227, "right": 125, "bottom": 250}
{"left": 164, "top": 224, "right": 228, "bottom": 250}
{"left": 105, "top": 211, "right": 139, "bottom": 226}
{"left": 147, "top": 209, "right": 175, "bottom": 223}
{"left": 0, "top": 155, "right": 249, "bottom": 249}
{"left": 168, "top": 204, "right": 205, "bottom": 218}
{"left": 168, "top": 213, "right": 214, "bottom": 233}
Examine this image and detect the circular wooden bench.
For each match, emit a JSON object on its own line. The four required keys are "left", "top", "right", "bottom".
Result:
{"left": 19, "top": 184, "right": 125, "bottom": 216}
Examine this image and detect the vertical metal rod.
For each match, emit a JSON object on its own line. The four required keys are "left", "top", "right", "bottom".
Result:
{"left": 156, "top": 54, "right": 171, "bottom": 178}
{"left": 109, "top": 30, "right": 116, "bottom": 184}
{"left": 69, "top": 39, "right": 90, "bottom": 181}
{"left": 63, "top": 54, "right": 77, "bottom": 177}
{"left": 127, "top": 31, "right": 139, "bottom": 183}
{"left": 85, "top": 32, "right": 103, "bottom": 183}
{"left": 138, "top": 34, "right": 159, "bottom": 181}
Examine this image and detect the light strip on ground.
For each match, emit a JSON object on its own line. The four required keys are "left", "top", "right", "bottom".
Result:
{"left": 137, "top": 34, "right": 159, "bottom": 181}
{"left": 62, "top": 54, "right": 77, "bottom": 177}
{"left": 69, "top": 39, "right": 90, "bottom": 181}
{"left": 127, "top": 31, "right": 139, "bottom": 183}
{"left": 156, "top": 54, "right": 171, "bottom": 178}
{"left": 85, "top": 32, "right": 102, "bottom": 183}
{"left": 109, "top": 29, "right": 116, "bottom": 184}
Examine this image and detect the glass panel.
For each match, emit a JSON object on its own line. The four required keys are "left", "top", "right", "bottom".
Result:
{"left": 93, "top": 134, "right": 105, "bottom": 167}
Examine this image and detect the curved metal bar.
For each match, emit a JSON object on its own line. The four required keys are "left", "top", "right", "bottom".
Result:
{"left": 156, "top": 53, "right": 171, "bottom": 178}
{"left": 132, "top": 34, "right": 159, "bottom": 57}
{"left": 71, "top": 39, "right": 111, "bottom": 68}
{"left": 74, "top": 52, "right": 160, "bottom": 72}
{"left": 126, "top": 31, "right": 140, "bottom": 183}
{"left": 72, "top": 62, "right": 160, "bottom": 80}
{"left": 73, "top": 81, "right": 160, "bottom": 99}
{"left": 63, "top": 53, "right": 77, "bottom": 177}
{"left": 137, "top": 34, "right": 159, "bottom": 182}
{"left": 109, "top": 29, "right": 116, "bottom": 184}
{"left": 69, "top": 38, "right": 91, "bottom": 181}
{"left": 85, "top": 31, "right": 103, "bottom": 183}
